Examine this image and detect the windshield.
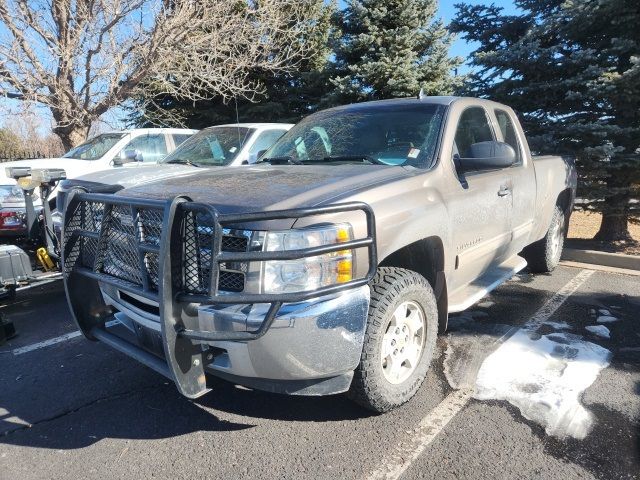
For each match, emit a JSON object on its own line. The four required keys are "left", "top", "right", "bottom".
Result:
{"left": 161, "top": 127, "right": 255, "bottom": 167}
{"left": 63, "top": 133, "right": 126, "bottom": 160}
{"left": 264, "top": 103, "right": 446, "bottom": 167}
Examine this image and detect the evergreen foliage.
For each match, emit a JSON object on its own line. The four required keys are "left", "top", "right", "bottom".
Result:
{"left": 328, "top": 0, "right": 463, "bottom": 104}
{"left": 452, "top": 0, "right": 640, "bottom": 241}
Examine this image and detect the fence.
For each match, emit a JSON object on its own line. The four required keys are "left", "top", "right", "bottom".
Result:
{"left": 0, "top": 151, "right": 57, "bottom": 163}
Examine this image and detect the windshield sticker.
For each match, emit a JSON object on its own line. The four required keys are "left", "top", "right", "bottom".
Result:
{"left": 229, "top": 147, "right": 237, "bottom": 153}
{"left": 408, "top": 148, "right": 420, "bottom": 158}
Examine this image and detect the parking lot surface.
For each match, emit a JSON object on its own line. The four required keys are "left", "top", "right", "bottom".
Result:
{"left": 0, "top": 265, "right": 638, "bottom": 480}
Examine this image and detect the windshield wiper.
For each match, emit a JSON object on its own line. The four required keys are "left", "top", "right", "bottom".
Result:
{"left": 164, "top": 158, "right": 203, "bottom": 168}
{"left": 261, "top": 156, "right": 303, "bottom": 165}
{"left": 317, "top": 155, "right": 388, "bottom": 165}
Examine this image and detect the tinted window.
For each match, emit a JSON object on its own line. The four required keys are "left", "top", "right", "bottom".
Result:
{"left": 161, "top": 127, "right": 255, "bottom": 166}
{"left": 266, "top": 104, "right": 446, "bottom": 167}
{"left": 495, "top": 109, "right": 521, "bottom": 164}
{"left": 172, "top": 134, "right": 193, "bottom": 148}
{"left": 63, "top": 133, "right": 125, "bottom": 160}
{"left": 453, "top": 107, "right": 494, "bottom": 158}
{"left": 121, "top": 134, "right": 168, "bottom": 163}
{"left": 249, "top": 130, "right": 287, "bottom": 155}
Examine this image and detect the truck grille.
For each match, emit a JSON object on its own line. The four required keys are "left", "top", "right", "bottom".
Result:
{"left": 64, "top": 201, "right": 247, "bottom": 294}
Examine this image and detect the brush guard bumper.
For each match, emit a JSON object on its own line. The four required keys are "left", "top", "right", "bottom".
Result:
{"left": 62, "top": 191, "right": 377, "bottom": 398}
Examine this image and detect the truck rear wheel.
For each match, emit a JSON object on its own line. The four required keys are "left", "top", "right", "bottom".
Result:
{"left": 523, "top": 205, "right": 565, "bottom": 273}
{"left": 348, "top": 267, "right": 438, "bottom": 413}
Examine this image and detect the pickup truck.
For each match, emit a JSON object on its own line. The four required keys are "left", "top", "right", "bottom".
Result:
{"left": 61, "top": 97, "right": 576, "bottom": 413}
{"left": 0, "top": 128, "right": 196, "bottom": 237}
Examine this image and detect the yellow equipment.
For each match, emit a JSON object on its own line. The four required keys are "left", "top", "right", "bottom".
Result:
{"left": 36, "top": 247, "right": 55, "bottom": 271}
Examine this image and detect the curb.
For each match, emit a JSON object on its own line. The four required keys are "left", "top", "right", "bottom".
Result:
{"left": 561, "top": 248, "right": 640, "bottom": 271}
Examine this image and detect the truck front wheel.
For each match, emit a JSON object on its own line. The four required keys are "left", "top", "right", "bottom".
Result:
{"left": 523, "top": 205, "right": 565, "bottom": 273}
{"left": 348, "top": 267, "right": 438, "bottom": 413}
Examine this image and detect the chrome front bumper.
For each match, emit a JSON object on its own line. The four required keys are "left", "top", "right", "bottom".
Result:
{"left": 102, "top": 285, "right": 370, "bottom": 395}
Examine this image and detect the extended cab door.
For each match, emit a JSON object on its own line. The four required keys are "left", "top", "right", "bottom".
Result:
{"left": 491, "top": 108, "right": 537, "bottom": 255}
{"left": 444, "top": 106, "right": 514, "bottom": 293}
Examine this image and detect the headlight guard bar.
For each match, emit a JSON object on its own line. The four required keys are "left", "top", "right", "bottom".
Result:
{"left": 62, "top": 190, "right": 377, "bottom": 397}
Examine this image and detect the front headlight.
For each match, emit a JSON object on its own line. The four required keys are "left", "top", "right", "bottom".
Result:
{"left": 261, "top": 224, "right": 354, "bottom": 294}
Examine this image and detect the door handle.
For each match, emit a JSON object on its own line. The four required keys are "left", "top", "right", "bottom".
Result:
{"left": 498, "top": 186, "right": 511, "bottom": 197}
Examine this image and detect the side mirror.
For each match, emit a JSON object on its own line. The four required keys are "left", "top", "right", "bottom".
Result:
{"left": 247, "top": 149, "right": 267, "bottom": 164}
{"left": 114, "top": 149, "right": 143, "bottom": 166}
{"left": 457, "top": 141, "right": 516, "bottom": 172}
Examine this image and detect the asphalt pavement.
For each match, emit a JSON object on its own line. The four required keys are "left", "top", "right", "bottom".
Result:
{"left": 0, "top": 265, "right": 638, "bottom": 480}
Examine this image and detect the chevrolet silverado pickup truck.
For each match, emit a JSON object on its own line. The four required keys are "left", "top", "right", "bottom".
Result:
{"left": 61, "top": 97, "right": 576, "bottom": 413}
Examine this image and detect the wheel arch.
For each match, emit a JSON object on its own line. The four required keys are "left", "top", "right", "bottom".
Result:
{"left": 556, "top": 187, "right": 574, "bottom": 235}
{"left": 378, "top": 236, "right": 449, "bottom": 333}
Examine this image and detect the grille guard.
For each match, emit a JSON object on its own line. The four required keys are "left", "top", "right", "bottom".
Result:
{"left": 62, "top": 190, "right": 377, "bottom": 398}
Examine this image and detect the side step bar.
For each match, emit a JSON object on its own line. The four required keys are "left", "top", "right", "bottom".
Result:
{"left": 91, "top": 326, "right": 172, "bottom": 380}
{"left": 448, "top": 255, "right": 528, "bottom": 313}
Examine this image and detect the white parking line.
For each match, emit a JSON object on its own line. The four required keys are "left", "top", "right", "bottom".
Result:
{"left": 366, "top": 269, "right": 595, "bottom": 480}
{"left": 10, "top": 319, "right": 120, "bottom": 356}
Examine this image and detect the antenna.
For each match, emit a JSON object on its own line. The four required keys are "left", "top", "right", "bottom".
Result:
{"left": 417, "top": 88, "right": 425, "bottom": 100}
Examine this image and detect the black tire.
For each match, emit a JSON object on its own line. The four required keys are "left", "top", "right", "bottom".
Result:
{"left": 523, "top": 205, "right": 565, "bottom": 273}
{"left": 348, "top": 267, "right": 438, "bottom": 413}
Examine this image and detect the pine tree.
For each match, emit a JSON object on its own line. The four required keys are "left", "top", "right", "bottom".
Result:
{"left": 328, "top": 0, "right": 462, "bottom": 104}
{"left": 452, "top": 0, "right": 640, "bottom": 242}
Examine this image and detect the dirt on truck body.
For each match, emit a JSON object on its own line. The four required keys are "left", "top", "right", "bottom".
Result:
{"left": 61, "top": 96, "right": 576, "bottom": 412}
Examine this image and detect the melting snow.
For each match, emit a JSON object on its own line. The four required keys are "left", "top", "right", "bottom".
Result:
{"left": 585, "top": 325, "right": 610, "bottom": 339}
{"left": 474, "top": 328, "right": 611, "bottom": 439}
{"left": 542, "top": 321, "right": 571, "bottom": 330}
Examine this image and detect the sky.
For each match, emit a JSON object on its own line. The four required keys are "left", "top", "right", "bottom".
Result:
{"left": 1, "top": 0, "right": 520, "bottom": 138}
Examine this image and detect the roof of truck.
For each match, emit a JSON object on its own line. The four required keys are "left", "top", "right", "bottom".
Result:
{"left": 325, "top": 96, "right": 507, "bottom": 112}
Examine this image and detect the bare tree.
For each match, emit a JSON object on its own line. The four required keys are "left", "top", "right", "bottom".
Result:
{"left": 0, "top": 0, "right": 314, "bottom": 150}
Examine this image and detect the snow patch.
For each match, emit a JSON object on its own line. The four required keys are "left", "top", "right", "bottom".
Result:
{"left": 475, "top": 329, "right": 611, "bottom": 439}
{"left": 585, "top": 325, "right": 610, "bottom": 339}
{"left": 542, "top": 321, "right": 571, "bottom": 331}
{"left": 597, "top": 315, "right": 619, "bottom": 323}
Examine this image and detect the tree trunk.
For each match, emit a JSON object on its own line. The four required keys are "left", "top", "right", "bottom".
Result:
{"left": 52, "top": 124, "right": 91, "bottom": 152}
{"left": 594, "top": 210, "right": 632, "bottom": 242}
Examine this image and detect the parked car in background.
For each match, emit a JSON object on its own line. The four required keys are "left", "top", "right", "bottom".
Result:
{"left": 62, "top": 97, "right": 576, "bottom": 413}
{"left": 0, "top": 128, "right": 196, "bottom": 237}
{"left": 55, "top": 123, "right": 293, "bottom": 213}
{"left": 0, "top": 185, "right": 41, "bottom": 237}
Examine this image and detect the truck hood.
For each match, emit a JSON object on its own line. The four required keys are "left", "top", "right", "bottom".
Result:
{"left": 73, "top": 164, "right": 201, "bottom": 189}
{"left": 120, "top": 164, "right": 410, "bottom": 214}
{"left": 0, "top": 158, "right": 98, "bottom": 185}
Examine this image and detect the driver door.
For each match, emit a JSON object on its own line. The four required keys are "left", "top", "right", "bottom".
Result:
{"left": 445, "top": 106, "right": 513, "bottom": 293}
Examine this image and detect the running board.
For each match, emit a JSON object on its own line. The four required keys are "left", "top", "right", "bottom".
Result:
{"left": 448, "top": 256, "right": 528, "bottom": 313}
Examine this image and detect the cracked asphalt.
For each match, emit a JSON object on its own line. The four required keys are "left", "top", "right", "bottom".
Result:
{"left": 0, "top": 265, "right": 638, "bottom": 480}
